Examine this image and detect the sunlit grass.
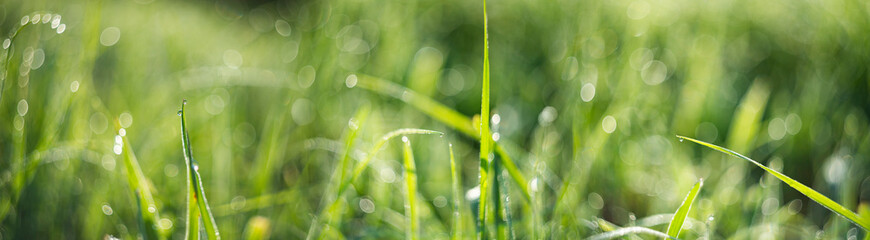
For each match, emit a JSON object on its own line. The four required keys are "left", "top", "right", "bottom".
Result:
{"left": 665, "top": 179, "right": 703, "bottom": 239}
{"left": 2, "top": 0, "right": 870, "bottom": 238}
{"left": 179, "top": 100, "right": 221, "bottom": 240}
{"left": 678, "top": 135, "right": 870, "bottom": 231}
{"left": 401, "top": 136, "right": 420, "bottom": 239}
{"left": 119, "top": 130, "right": 167, "bottom": 240}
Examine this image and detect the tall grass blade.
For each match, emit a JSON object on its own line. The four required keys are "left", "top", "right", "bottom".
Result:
{"left": 677, "top": 135, "right": 870, "bottom": 231}
{"left": 478, "top": 1, "right": 493, "bottom": 238}
{"left": 588, "top": 226, "right": 675, "bottom": 240}
{"left": 119, "top": 132, "right": 166, "bottom": 240}
{"left": 449, "top": 143, "right": 463, "bottom": 240}
{"left": 665, "top": 179, "right": 703, "bottom": 239}
{"left": 402, "top": 136, "right": 420, "bottom": 240}
{"left": 180, "top": 100, "right": 221, "bottom": 240}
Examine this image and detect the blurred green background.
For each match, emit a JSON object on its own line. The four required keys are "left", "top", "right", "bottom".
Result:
{"left": 1, "top": 0, "right": 869, "bottom": 238}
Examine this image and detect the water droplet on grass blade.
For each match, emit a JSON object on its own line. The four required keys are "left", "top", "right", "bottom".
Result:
{"left": 177, "top": 110, "right": 183, "bottom": 116}
{"left": 102, "top": 203, "right": 114, "bottom": 215}
{"left": 345, "top": 74, "right": 358, "bottom": 88}
{"left": 401, "top": 136, "right": 409, "bottom": 143}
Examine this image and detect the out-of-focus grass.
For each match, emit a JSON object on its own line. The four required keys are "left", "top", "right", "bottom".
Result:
{"left": 1, "top": 0, "right": 870, "bottom": 239}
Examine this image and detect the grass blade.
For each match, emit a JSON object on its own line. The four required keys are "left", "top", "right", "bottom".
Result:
{"left": 665, "top": 179, "right": 703, "bottom": 239}
{"left": 402, "top": 136, "right": 420, "bottom": 240}
{"left": 180, "top": 100, "right": 221, "bottom": 240}
{"left": 308, "top": 128, "right": 442, "bottom": 239}
{"left": 588, "top": 226, "right": 675, "bottom": 240}
{"left": 449, "top": 143, "right": 463, "bottom": 240}
{"left": 677, "top": 135, "right": 870, "bottom": 231}
{"left": 119, "top": 131, "right": 166, "bottom": 240}
{"left": 353, "top": 75, "right": 531, "bottom": 203}
{"left": 342, "top": 128, "right": 443, "bottom": 195}
{"left": 478, "top": 0, "right": 492, "bottom": 238}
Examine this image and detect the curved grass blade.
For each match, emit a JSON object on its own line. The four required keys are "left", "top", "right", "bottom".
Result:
{"left": 677, "top": 135, "right": 870, "bottom": 231}
{"left": 449, "top": 143, "right": 464, "bottom": 240}
{"left": 180, "top": 100, "right": 221, "bottom": 240}
{"left": 588, "top": 227, "right": 675, "bottom": 240}
{"left": 402, "top": 136, "right": 420, "bottom": 240}
{"left": 665, "top": 179, "right": 703, "bottom": 239}
{"left": 119, "top": 132, "right": 166, "bottom": 240}
{"left": 352, "top": 75, "right": 531, "bottom": 203}
{"left": 340, "top": 128, "right": 443, "bottom": 195}
{"left": 307, "top": 128, "right": 442, "bottom": 239}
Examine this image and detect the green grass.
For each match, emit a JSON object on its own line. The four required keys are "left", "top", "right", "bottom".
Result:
{"left": 678, "top": 135, "right": 870, "bottom": 231}
{"left": 179, "top": 100, "right": 221, "bottom": 240}
{"left": 119, "top": 131, "right": 166, "bottom": 240}
{"left": 665, "top": 179, "right": 703, "bottom": 239}
{"left": 477, "top": 0, "right": 492, "bottom": 239}
{"left": 3, "top": 0, "right": 870, "bottom": 239}
{"left": 308, "top": 128, "right": 442, "bottom": 239}
{"left": 402, "top": 136, "right": 420, "bottom": 239}
{"left": 449, "top": 143, "right": 464, "bottom": 240}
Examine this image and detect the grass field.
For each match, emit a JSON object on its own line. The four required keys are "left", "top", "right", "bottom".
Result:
{"left": 1, "top": 0, "right": 870, "bottom": 239}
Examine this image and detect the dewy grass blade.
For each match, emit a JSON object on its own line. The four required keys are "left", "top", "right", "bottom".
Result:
{"left": 677, "top": 135, "right": 870, "bottom": 231}
{"left": 478, "top": 0, "right": 492, "bottom": 238}
{"left": 449, "top": 143, "right": 464, "bottom": 240}
{"left": 665, "top": 179, "right": 703, "bottom": 239}
{"left": 353, "top": 75, "right": 531, "bottom": 203}
{"left": 180, "top": 100, "right": 221, "bottom": 240}
{"left": 120, "top": 131, "right": 166, "bottom": 240}
{"left": 402, "top": 136, "right": 420, "bottom": 240}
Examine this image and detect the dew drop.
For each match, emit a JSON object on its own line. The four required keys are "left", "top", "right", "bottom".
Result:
{"left": 51, "top": 16, "right": 61, "bottom": 29}
{"left": 21, "top": 16, "right": 30, "bottom": 25}
{"left": 183, "top": 99, "right": 188, "bottom": 105}
{"left": 345, "top": 74, "right": 358, "bottom": 88}
{"left": 56, "top": 24, "right": 66, "bottom": 34}
{"left": 2, "top": 39, "right": 10, "bottom": 49}
{"left": 401, "top": 136, "right": 409, "bottom": 143}
{"left": 101, "top": 204, "right": 114, "bottom": 215}
{"left": 679, "top": 138, "right": 684, "bottom": 142}
{"left": 177, "top": 110, "right": 183, "bottom": 116}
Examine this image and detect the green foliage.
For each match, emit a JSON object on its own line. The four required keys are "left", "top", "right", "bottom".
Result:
{"left": 678, "top": 135, "right": 870, "bottom": 231}
{"left": 665, "top": 179, "right": 703, "bottom": 239}
{"left": 180, "top": 101, "right": 221, "bottom": 240}
{"left": 2, "top": 0, "right": 870, "bottom": 239}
